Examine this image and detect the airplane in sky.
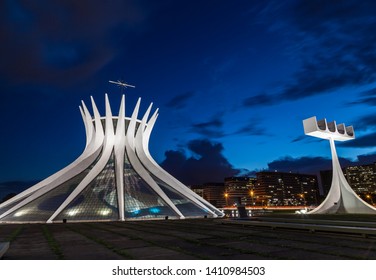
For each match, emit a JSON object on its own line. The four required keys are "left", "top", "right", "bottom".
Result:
{"left": 109, "top": 80, "right": 135, "bottom": 88}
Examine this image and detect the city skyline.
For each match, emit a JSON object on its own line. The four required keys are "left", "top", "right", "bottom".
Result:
{"left": 1, "top": 1, "right": 375, "bottom": 187}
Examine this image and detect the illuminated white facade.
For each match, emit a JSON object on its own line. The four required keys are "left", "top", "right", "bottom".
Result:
{"left": 303, "top": 116, "right": 376, "bottom": 214}
{"left": 0, "top": 95, "right": 223, "bottom": 223}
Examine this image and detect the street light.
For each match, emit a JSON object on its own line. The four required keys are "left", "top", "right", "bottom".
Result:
{"left": 224, "top": 193, "right": 229, "bottom": 207}
{"left": 300, "top": 193, "right": 306, "bottom": 206}
{"left": 366, "top": 194, "right": 374, "bottom": 205}
{"left": 250, "top": 190, "right": 254, "bottom": 208}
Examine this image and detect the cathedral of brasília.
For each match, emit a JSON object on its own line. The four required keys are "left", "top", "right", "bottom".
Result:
{"left": 0, "top": 94, "right": 223, "bottom": 223}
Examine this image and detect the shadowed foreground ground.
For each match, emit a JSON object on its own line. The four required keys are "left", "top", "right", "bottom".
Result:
{"left": 1, "top": 217, "right": 376, "bottom": 260}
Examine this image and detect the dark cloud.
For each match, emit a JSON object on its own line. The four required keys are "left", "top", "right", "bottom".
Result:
{"left": 243, "top": 93, "right": 275, "bottom": 108}
{"left": 347, "top": 96, "right": 376, "bottom": 106}
{"left": 249, "top": 0, "right": 376, "bottom": 106}
{"left": 0, "top": 180, "right": 39, "bottom": 201}
{"left": 357, "top": 114, "right": 376, "bottom": 130}
{"left": 291, "top": 135, "right": 324, "bottom": 144}
{"left": 291, "top": 135, "right": 306, "bottom": 143}
{"left": 360, "top": 88, "right": 376, "bottom": 97}
{"left": 160, "top": 139, "right": 241, "bottom": 185}
{"left": 356, "top": 153, "right": 376, "bottom": 164}
{"left": 232, "top": 124, "right": 267, "bottom": 136}
{"left": 0, "top": 0, "right": 150, "bottom": 87}
{"left": 190, "top": 114, "right": 225, "bottom": 138}
{"left": 268, "top": 156, "right": 349, "bottom": 175}
{"left": 165, "top": 91, "right": 195, "bottom": 109}
{"left": 191, "top": 115, "right": 267, "bottom": 138}
{"left": 347, "top": 88, "right": 376, "bottom": 106}
{"left": 268, "top": 156, "right": 331, "bottom": 174}
{"left": 266, "top": 150, "right": 376, "bottom": 176}
{"left": 286, "top": 1, "right": 376, "bottom": 98}
{"left": 340, "top": 132, "right": 376, "bottom": 148}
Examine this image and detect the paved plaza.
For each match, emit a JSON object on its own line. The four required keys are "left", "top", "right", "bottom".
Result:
{"left": 1, "top": 217, "right": 376, "bottom": 260}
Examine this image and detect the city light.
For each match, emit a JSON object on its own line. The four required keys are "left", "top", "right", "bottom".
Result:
{"left": 366, "top": 195, "right": 374, "bottom": 205}
{"left": 250, "top": 190, "right": 254, "bottom": 207}
{"left": 299, "top": 194, "right": 306, "bottom": 206}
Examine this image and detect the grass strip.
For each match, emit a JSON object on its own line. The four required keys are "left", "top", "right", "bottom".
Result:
{"left": 5, "top": 225, "right": 23, "bottom": 242}
{"left": 87, "top": 222, "right": 209, "bottom": 260}
{"left": 103, "top": 222, "right": 282, "bottom": 260}
{"left": 114, "top": 221, "right": 367, "bottom": 259}
{"left": 148, "top": 219, "right": 376, "bottom": 254}
{"left": 66, "top": 225, "right": 134, "bottom": 259}
{"left": 41, "top": 225, "right": 64, "bottom": 260}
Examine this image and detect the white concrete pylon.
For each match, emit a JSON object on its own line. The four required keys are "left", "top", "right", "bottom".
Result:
{"left": 303, "top": 116, "right": 376, "bottom": 214}
{"left": 114, "top": 95, "right": 126, "bottom": 221}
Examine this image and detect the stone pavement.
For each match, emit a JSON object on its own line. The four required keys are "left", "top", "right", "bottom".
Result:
{"left": 1, "top": 218, "right": 376, "bottom": 260}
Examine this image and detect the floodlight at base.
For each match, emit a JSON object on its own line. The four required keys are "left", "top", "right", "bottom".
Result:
{"left": 303, "top": 116, "right": 376, "bottom": 214}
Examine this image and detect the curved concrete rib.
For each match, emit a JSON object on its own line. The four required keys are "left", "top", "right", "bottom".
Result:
{"left": 114, "top": 95, "right": 126, "bottom": 221}
{"left": 0, "top": 99, "right": 103, "bottom": 219}
{"left": 80, "top": 101, "right": 93, "bottom": 149}
{"left": 141, "top": 111, "right": 223, "bottom": 216}
{"left": 124, "top": 98, "right": 184, "bottom": 219}
{"left": 309, "top": 138, "right": 376, "bottom": 214}
{"left": 135, "top": 107, "right": 219, "bottom": 217}
{"left": 308, "top": 138, "right": 341, "bottom": 214}
{"left": 146, "top": 112, "right": 219, "bottom": 213}
{"left": 46, "top": 95, "right": 114, "bottom": 223}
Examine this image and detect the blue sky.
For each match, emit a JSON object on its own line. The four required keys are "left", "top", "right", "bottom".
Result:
{"left": 0, "top": 0, "right": 375, "bottom": 186}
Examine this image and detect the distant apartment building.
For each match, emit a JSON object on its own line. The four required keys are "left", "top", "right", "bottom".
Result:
{"left": 321, "top": 162, "right": 376, "bottom": 195}
{"left": 191, "top": 173, "right": 319, "bottom": 208}
{"left": 224, "top": 177, "right": 257, "bottom": 207}
{"left": 255, "top": 171, "right": 319, "bottom": 206}
{"left": 190, "top": 183, "right": 226, "bottom": 208}
{"left": 189, "top": 185, "right": 204, "bottom": 198}
{"left": 345, "top": 163, "right": 376, "bottom": 193}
